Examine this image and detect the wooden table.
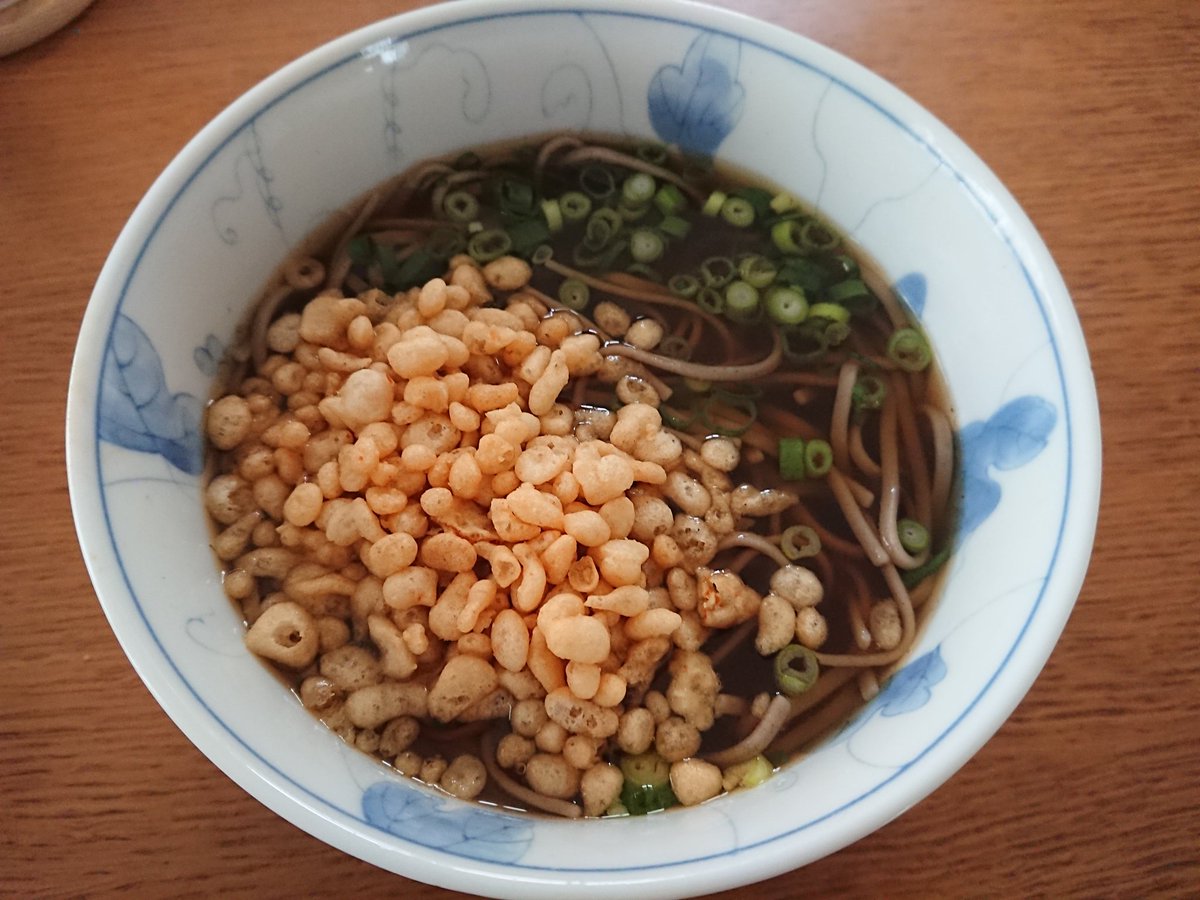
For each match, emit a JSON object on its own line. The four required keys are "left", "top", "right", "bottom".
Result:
{"left": 3, "top": 1, "right": 1197, "bottom": 895}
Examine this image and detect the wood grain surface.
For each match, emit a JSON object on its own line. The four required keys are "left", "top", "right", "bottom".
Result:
{"left": 2, "top": 0, "right": 1197, "bottom": 896}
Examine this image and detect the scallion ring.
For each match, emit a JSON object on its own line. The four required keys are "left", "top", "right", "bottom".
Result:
{"left": 442, "top": 190, "right": 479, "bottom": 222}
{"left": 467, "top": 228, "right": 512, "bottom": 263}
{"left": 804, "top": 438, "right": 833, "bottom": 478}
{"left": 766, "top": 286, "right": 809, "bottom": 325}
{"left": 558, "top": 278, "right": 591, "bottom": 310}
{"left": 887, "top": 328, "right": 932, "bottom": 372}
{"left": 781, "top": 525, "right": 822, "bottom": 560}
{"left": 774, "top": 644, "right": 819, "bottom": 696}
{"left": 898, "top": 519, "right": 930, "bottom": 554}
{"left": 778, "top": 437, "right": 807, "bottom": 481}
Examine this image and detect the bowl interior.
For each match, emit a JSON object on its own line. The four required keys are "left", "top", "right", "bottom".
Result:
{"left": 67, "top": 2, "right": 1099, "bottom": 897}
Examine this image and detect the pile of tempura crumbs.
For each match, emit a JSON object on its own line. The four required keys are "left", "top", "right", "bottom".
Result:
{"left": 203, "top": 253, "right": 813, "bottom": 816}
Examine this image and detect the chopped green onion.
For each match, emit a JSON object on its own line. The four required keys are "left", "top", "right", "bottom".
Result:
{"left": 620, "top": 781, "right": 677, "bottom": 816}
{"left": 781, "top": 524, "right": 822, "bottom": 560}
{"left": 531, "top": 244, "right": 554, "bottom": 265}
{"left": 625, "top": 262, "right": 662, "bottom": 282}
{"left": 804, "top": 438, "right": 833, "bottom": 477}
{"left": 630, "top": 228, "right": 665, "bottom": 263}
{"left": 507, "top": 218, "right": 551, "bottom": 256}
{"left": 618, "top": 201, "right": 649, "bottom": 222}
{"left": 827, "top": 278, "right": 869, "bottom": 304}
{"left": 808, "top": 302, "right": 851, "bottom": 325}
{"left": 777, "top": 257, "right": 827, "bottom": 292}
{"left": 724, "top": 280, "right": 760, "bottom": 316}
{"left": 498, "top": 177, "right": 535, "bottom": 216}
{"left": 391, "top": 248, "right": 442, "bottom": 290}
{"left": 702, "top": 190, "right": 727, "bottom": 216}
{"left": 887, "top": 328, "right": 932, "bottom": 372}
{"left": 668, "top": 273, "right": 700, "bottom": 299}
{"left": 558, "top": 278, "right": 590, "bottom": 310}
{"left": 701, "top": 392, "right": 757, "bottom": 437}
{"left": 898, "top": 519, "right": 930, "bottom": 554}
{"left": 579, "top": 164, "right": 616, "bottom": 199}
{"left": 426, "top": 227, "right": 466, "bottom": 259}
{"left": 720, "top": 196, "right": 755, "bottom": 227}
{"left": 771, "top": 219, "right": 804, "bottom": 254}
{"left": 654, "top": 183, "right": 686, "bottom": 216}
{"left": 559, "top": 191, "right": 592, "bottom": 222}
{"left": 800, "top": 219, "right": 839, "bottom": 251}
{"left": 770, "top": 191, "right": 801, "bottom": 213}
{"left": 347, "top": 235, "right": 373, "bottom": 266}
{"left": 443, "top": 190, "right": 479, "bottom": 222}
{"left": 766, "top": 286, "right": 809, "bottom": 325}
{"left": 774, "top": 644, "right": 819, "bottom": 696}
{"left": 657, "top": 335, "right": 692, "bottom": 360}
{"left": 733, "top": 186, "right": 774, "bottom": 220}
{"left": 778, "top": 437, "right": 807, "bottom": 480}
{"left": 700, "top": 256, "right": 736, "bottom": 288}
{"left": 901, "top": 543, "right": 952, "bottom": 588}
{"left": 723, "top": 755, "right": 775, "bottom": 790}
{"left": 852, "top": 373, "right": 888, "bottom": 411}
{"left": 540, "top": 198, "right": 563, "bottom": 233}
{"left": 697, "top": 286, "right": 726, "bottom": 314}
{"left": 823, "top": 320, "right": 851, "bottom": 346}
{"left": 622, "top": 172, "right": 657, "bottom": 207}
{"left": 636, "top": 142, "right": 669, "bottom": 166}
{"left": 830, "top": 254, "right": 860, "bottom": 277}
{"left": 467, "top": 228, "right": 512, "bottom": 263}
{"left": 781, "top": 323, "right": 829, "bottom": 364}
{"left": 584, "top": 208, "right": 623, "bottom": 249}
{"left": 737, "top": 255, "right": 778, "bottom": 289}
{"left": 658, "top": 214, "right": 692, "bottom": 240}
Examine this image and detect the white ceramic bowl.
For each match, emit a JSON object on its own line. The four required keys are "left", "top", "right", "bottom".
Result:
{"left": 67, "top": 0, "right": 1101, "bottom": 896}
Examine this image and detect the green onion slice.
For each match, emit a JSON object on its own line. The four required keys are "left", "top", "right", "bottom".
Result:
{"left": 781, "top": 524, "right": 822, "bottom": 560}
{"left": 579, "top": 165, "right": 616, "bottom": 199}
{"left": 654, "top": 183, "right": 686, "bottom": 216}
{"left": 558, "top": 278, "right": 591, "bottom": 310}
{"left": 724, "top": 280, "right": 760, "bottom": 316}
{"left": 559, "top": 191, "right": 593, "bottom": 222}
{"left": 804, "top": 438, "right": 833, "bottom": 478}
{"left": 774, "top": 644, "right": 819, "bottom": 696}
{"left": 852, "top": 373, "right": 888, "bottom": 411}
{"left": 702, "top": 190, "right": 727, "bottom": 216}
{"left": 738, "top": 255, "right": 778, "bottom": 289}
{"left": 443, "top": 190, "right": 479, "bottom": 222}
{"left": 630, "top": 228, "right": 665, "bottom": 263}
{"left": 766, "top": 286, "right": 809, "bottom": 325}
{"left": 778, "top": 437, "right": 807, "bottom": 480}
{"left": 700, "top": 256, "right": 736, "bottom": 288}
{"left": 622, "top": 172, "right": 657, "bottom": 207}
{"left": 467, "top": 228, "right": 512, "bottom": 263}
{"left": 720, "top": 196, "right": 755, "bottom": 227}
{"left": 701, "top": 392, "right": 757, "bottom": 437}
{"left": 540, "top": 198, "right": 563, "bottom": 233}
{"left": 668, "top": 273, "right": 700, "bottom": 299}
{"left": 887, "top": 328, "right": 932, "bottom": 372}
{"left": 897, "top": 518, "right": 930, "bottom": 554}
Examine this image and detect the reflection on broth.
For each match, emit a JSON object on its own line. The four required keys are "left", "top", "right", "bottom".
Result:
{"left": 202, "top": 133, "right": 956, "bottom": 818}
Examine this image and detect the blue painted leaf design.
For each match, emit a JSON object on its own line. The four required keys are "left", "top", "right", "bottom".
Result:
{"left": 193, "top": 334, "right": 224, "bottom": 377}
{"left": 648, "top": 32, "right": 744, "bottom": 156}
{"left": 987, "top": 396, "right": 1056, "bottom": 470}
{"left": 878, "top": 647, "right": 947, "bottom": 717}
{"left": 958, "top": 395, "right": 1057, "bottom": 536}
{"left": 99, "top": 314, "right": 203, "bottom": 475}
{"left": 362, "top": 781, "right": 532, "bottom": 863}
{"left": 893, "top": 272, "right": 927, "bottom": 319}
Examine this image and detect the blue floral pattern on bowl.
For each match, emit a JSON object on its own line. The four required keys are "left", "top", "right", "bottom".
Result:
{"left": 362, "top": 781, "right": 532, "bottom": 863}
{"left": 99, "top": 314, "right": 203, "bottom": 475}
{"left": 649, "top": 32, "right": 745, "bottom": 155}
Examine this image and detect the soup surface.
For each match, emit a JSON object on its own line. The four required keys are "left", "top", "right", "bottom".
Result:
{"left": 202, "top": 133, "right": 956, "bottom": 818}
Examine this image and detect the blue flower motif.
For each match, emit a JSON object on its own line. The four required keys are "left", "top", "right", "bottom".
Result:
{"left": 193, "top": 334, "right": 224, "bottom": 377}
{"left": 648, "top": 32, "right": 744, "bottom": 156}
{"left": 892, "top": 272, "right": 927, "bottom": 319}
{"left": 877, "top": 647, "right": 947, "bottom": 716}
{"left": 99, "top": 314, "right": 203, "bottom": 475}
{"left": 959, "top": 396, "right": 1057, "bottom": 536}
{"left": 362, "top": 781, "right": 532, "bottom": 864}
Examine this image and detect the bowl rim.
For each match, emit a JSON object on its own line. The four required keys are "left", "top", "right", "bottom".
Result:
{"left": 66, "top": 0, "right": 1101, "bottom": 895}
